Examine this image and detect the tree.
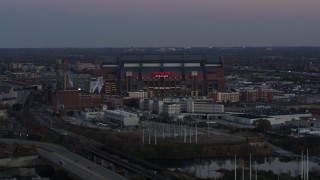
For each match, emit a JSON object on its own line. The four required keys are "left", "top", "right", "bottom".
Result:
{"left": 12, "top": 103, "right": 23, "bottom": 112}
{"left": 278, "top": 125, "right": 293, "bottom": 136}
{"left": 183, "top": 115, "right": 194, "bottom": 124}
{"left": 122, "top": 98, "right": 139, "bottom": 108}
{"left": 158, "top": 112, "right": 171, "bottom": 123}
{"left": 252, "top": 119, "right": 271, "bottom": 132}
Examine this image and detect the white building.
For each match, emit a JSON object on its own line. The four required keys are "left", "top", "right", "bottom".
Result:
{"left": 128, "top": 91, "right": 152, "bottom": 99}
{"left": 162, "top": 98, "right": 180, "bottom": 103}
{"left": 214, "top": 92, "right": 240, "bottom": 102}
{"left": 225, "top": 114, "right": 273, "bottom": 125}
{"left": 74, "top": 62, "right": 97, "bottom": 72}
{"left": 163, "top": 103, "right": 181, "bottom": 115}
{"left": 0, "top": 85, "right": 17, "bottom": 106}
{"left": 269, "top": 114, "right": 312, "bottom": 124}
{"left": 225, "top": 113, "right": 312, "bottom": 125}
{"left": 186, "top": 100, "right": 224, "bottom": 113}
{"left": 81, "top": 109, "right": 104, "bottom": 121}
{"left": 0, "top": 109, "right": 8, "bottom": 120}
{"left": 104, "top": 110, "right": 139, "bottom": 127}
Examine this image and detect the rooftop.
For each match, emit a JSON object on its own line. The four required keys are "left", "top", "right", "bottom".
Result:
{"left": 232, "top": 113, "right": 269, "bottom": 119}
{"left": 103, "top": 54, "right": 222, "bottom": 64}
{"left": 105, "top": 110, "right": 137, "bottom": 117}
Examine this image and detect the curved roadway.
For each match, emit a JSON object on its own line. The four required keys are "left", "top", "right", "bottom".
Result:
{"left": 0, "top": 138, "right": 128, "bottom": 180}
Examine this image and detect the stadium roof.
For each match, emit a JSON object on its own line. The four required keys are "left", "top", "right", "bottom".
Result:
{"left": 103, "top": 54, "right": 222, "bottom": 64}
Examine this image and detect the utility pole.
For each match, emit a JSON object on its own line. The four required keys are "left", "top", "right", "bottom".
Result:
{"left": 195, "top": 124, "right": 198, "bottom": 144}
{"left": 142, "top": 128, "right": 145, "bottom": 144}
{"left": 207, "top": 121, "right": 209, "bottom": 137}
{"left": 304, "top": 155, "right": 307, "bottom": 180}
{"left": 242, "top": 160, "right": 244, "bottom": 180}
{"left": 189, "top": 126, "right": 192, "bottom": 143}
{"left": 184, "top": 126, "right": 187, "bottom": 143}
{"left": 173, "top": 125, "right": 176, "bottom": 138}
{"left": 301, "top": 151, "right": 304, "bottom": 179}
{"left": 154, "top": 128, "right": 157, "bottom": 145}
{"left": 148, "top": 129, "right": 150, "bottom": 145}
{"left": 235, "top": 154, "right": 237, "bottom": 180}
{"left": 180, "top": 120, "right": 182, "bottom": 138}
{"left": 307, "top": 149, "right": 309, "bottom": 180}
{"left": 162, "top": 125, "right": 165, "bottom": 139}
{"left": 250, "top": 154, "right": 252, "bottom": 180}
{"left": 255, "top": 161, "right": 257, "bottom": 180}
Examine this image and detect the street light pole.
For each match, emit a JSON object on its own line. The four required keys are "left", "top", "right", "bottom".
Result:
{"left": 195, "top": 123, "right": 197, "bottom": 144}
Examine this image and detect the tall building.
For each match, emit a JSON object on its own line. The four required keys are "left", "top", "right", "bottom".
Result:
{"left": 101, "top": 54, "right": 224, "bottom": 97}
{"left": 56, "top": 59, "right": 68, "bottom": 90}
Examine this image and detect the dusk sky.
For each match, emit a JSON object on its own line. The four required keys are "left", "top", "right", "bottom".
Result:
{"left": 1, "top": 0, "right": 320, "bottom": 48}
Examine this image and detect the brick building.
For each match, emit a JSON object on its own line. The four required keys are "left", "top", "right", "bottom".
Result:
{"left": 240, "top": 88, "right": 274, "bottom": 102}
{"left": 49, "top": 90, "right": 102, "bottom": 112}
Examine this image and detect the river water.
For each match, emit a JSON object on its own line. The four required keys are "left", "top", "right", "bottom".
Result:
{"left": 155, "top": 157, "right": 320, "bottom": 179}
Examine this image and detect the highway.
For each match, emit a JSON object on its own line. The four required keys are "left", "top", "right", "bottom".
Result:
{"left": 21, "top": 92, "right": 168, "bottom": 180}
{"left": 0, "top": 138, "right": 128, "bottom": 180}
{"left": 90, "top": 147, "right": 166, "bottom": 180}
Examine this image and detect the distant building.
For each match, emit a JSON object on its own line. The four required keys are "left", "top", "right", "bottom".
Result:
{"left": 104, "top": 98, "right": 123, "bottom": 109}
{"left": 101, "top": 54, "right": 225, "bottom": 97}
{"left": 240, "top": 88, "right": 274, "bottom": 102}
{"left": 139, "top": 99, "right": 154, "bottom": 112}
{"left": 49, "top": 90, "right": 102, "bottom": 113}
{"left": 128, "top": 91, "right": 153, "bottom": 99}
{"left": 0, "top": 84, "right": 17, "bottom": 106}
{"left": 74, "top": 62, "right": 97, "bottom": 72}
{"left": 225, "top": 113, "right": 312, "bottom": 125}
{"left": 212, "top": 92, "right": 240, "bottom": 102}
{"left": 56, "top": 59, "right": 69, "bottom": 91}
{"left": 8, "top": 62, "right": 22, "bottom": 71}
{"left": 0, "top": 109, "right": 8, "bottom": 120}
{"left": 69, "top": 73, "right": 92, "bottom": 92}
{"left": 153, "top": 100, "right": 164, "bottom": 114}
{"left": 104, "top": 110, "right": 139, "bottom": 127}
{"left": 163, "top": 103, "right": 181, "bottom": 115}
{"left": 272, "top": 93, "right": 295, "bottom": 101}
{"left": 296, "top": 95, "right": 320, "bottom": 104}
{"left": 225, "top": 114, "right": 273, "bottom": 125}
{"left": 184, "top": 99, "right": 224, "bottom": 113}
{"left": 21, "top": 63, "right": 35, "bottom": 72}
{"left": 81, "top": 108, "right": 104, "bottom": 121}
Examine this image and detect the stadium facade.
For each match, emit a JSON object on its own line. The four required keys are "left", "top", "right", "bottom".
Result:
{"left": 101, "top": 54, "right": 224, "bottom": 97}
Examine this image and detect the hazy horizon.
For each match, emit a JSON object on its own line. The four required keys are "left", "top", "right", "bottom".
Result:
{"left": 1, "top": 0, "right": 320, "bottom": 48}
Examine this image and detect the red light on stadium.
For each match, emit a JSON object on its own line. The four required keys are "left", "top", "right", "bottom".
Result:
{"left": 152, "top": 72, "right": 171, "bottom": 76}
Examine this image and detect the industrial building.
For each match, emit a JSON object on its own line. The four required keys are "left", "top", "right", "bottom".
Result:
{"left": 225, "top": 113, "right": 312, "bottom": 125}
{"left": 101, "top": 54, "right": 225, "bottom": 97}
{"left": 189, "top": 100, "right": 224, "bottom": 114}
{"left": 46, "top": 59, "right": 103, "bottom": 113}
{"left": 239, "top": 88, "right": 274, "bottom": 102}
{"left": 49, "top": 90, "right": 102, "bottom": 112}
{"left": 104, "top": 110, "right": 139, "bottom": 127}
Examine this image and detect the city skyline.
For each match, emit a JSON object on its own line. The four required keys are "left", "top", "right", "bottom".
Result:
{"left": 1, "top": 0, "right": 320, "bottom": 48}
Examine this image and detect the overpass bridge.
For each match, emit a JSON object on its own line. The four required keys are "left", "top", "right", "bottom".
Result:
{"left": 0, "top": 139, "right": 128, "bottom": 180}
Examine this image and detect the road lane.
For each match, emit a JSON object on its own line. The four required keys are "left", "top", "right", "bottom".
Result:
{"left": 0, "top": 138, "right": 128, "bottom": 180}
